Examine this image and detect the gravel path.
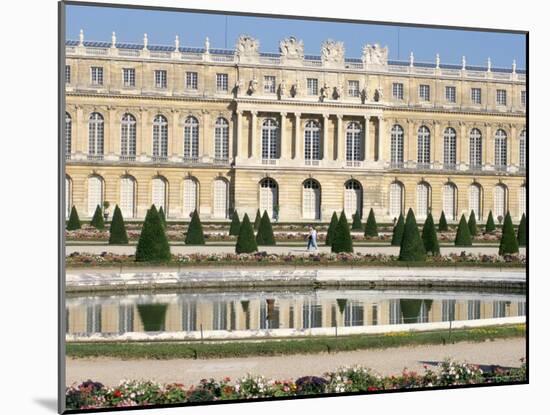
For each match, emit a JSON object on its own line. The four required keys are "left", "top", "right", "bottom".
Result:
{"left": 65, "top": 338, "right": 525, "bottom": 387}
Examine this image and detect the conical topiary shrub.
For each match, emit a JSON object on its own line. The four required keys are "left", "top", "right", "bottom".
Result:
{"left": 135, "top": 205, "right": 171, "bottom": 262}
{"left": 336, "top": 299, "right": 348, "bottom": 315}
{"left": 399, "top": 208, "right": 426, "bottom": 262}
{"left": 90, "top": 205, "right": 105, "bottom": 230}
{"left": 468, "top": 210, "right": 478, "bottom": 236}
{"left": 485, "top": 210, "right": 496, "bottom": 233}
{"left": 390, "top": 213, "right": 405, "bottom": 246}
{"left": 455, "top": 214, "right": 473, "bottom": 247}
{"left": 66, "top": 205, "right": 81, "bottom": 230}
{"left": 438, "top": 211, "right": 448, "bottom": 232}
{"left": 185, "top": 210, "right": 205, "bottom": 245}
{"left": 256, "top": 211, "right": 276, "bottom": 245}
{"left": 364, "top": 208, "right": 378, "bottom": 237}
{"left": 108, "top": 205, "right": 128, "bottom": 244}
{"left": 517, "top": 213, "right": 527, "bottom": 247}
{"left": 253, "top": 209, "right": 262, "bottom": 231}
{"left": 158, "top": 206, "right": 167, "bottom": 228}
{"left": 421, "top": 212, "right": 440, "bottom": 255}
{"left": 499, "top": 212, "right": 519, "bottom": 255}
{"left": 236, "top": 213, "right": 258, "bottom": 254}
{"left": 325, "top": 211, "right": 339, "bottom": 246}
{"left": 351, "top": 212, "right": 363, "bottom": 231}
{"left": 331, "top": 211, "right": 353, "bottom": 253}
{"left": 137, "top": 304, "right": 168, "bottom": 332}
{"left": 400, "top": 299, "right": 423, "bottom": 324}
{"left": 229, "top": 211, "right": 241, "bottom": 236}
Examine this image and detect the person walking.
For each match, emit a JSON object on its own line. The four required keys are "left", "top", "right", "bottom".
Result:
{"left": 307, "top": 225, "right": 318, "bottom": 251}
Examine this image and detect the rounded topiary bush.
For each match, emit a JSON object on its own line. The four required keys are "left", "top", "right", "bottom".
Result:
{"left": 256, "top": 211, "right": 276, "bottom": 245}
{"left": 236, "top": 213, "right": 258, "bottom": 254}
{"left": 135, "top": 205, "right": 171, "bottom": 262}
{"left": 185, "top": 210, "right": 205, "bottom": 245}
{"left": 499, "top": 212, "right": 519, "bottom": 255}
{"left": 331, "top": 211, "right": 353, "bottom": 253}
{"left": 399, "top": 208, "right": 426, "bottom": 262}
{"left": 421, "top": 212, "right": 440, "bottom": 255}
{"left": 364, "top": 208, "right": 378, "bottom": 237}
{"left": 108, "top": 205, "right": 128, "bottom": 244}
{"left": 66, "top": 206, "right": 81, "bottom": 230}
{"left": 455, "top": 214, "right": 473, "bottom": 247}
{"left": 390, "top": 213, "right": 405, "bottom": 246}
{"left": 325, "top": 211, "right": 339, "bottom": 246}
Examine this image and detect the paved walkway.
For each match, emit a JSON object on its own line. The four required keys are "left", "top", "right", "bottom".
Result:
{"left": 66, "top": 337, "right": 526, "bottom": 387}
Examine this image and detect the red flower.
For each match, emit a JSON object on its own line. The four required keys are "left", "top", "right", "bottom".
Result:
{"left": 367, "top": 387, "right": 378, "bottom": 392}
{"left": 113, "top": 389, "right": 122, "bottom": 398}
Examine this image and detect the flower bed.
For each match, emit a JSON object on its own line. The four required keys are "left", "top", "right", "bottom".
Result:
{"left": 65, "top": 359, "right": 526, "bottom": 410}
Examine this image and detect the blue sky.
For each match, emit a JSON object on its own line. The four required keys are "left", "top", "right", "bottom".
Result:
{"left": 66, "top": 4, "right": 526, "bottom": 68}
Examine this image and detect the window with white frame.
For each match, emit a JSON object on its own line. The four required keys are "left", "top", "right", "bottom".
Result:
{"left": 216, "top": 73, "right": 228, "bottom": 92}
{"left": 443, "top": 127, "right": 457, "bottom": 169}
{"left": 494, "top": 184, "right": 507, "bottom": 219}
{"left": 213, "top": 179, "right": 228, "bottom": 219}
{"left": 496, "top": 89, "right": 507, "bottom": 106}
{"left": 120, "top": 113, "right": 136, "bottom": 158}
{"left": 154, "top": 70, "right": 167, "bottom": 88}
{"left": 261, "top": 118, "right": 279, "bottom": 160}
{"left": 181, "top": 301, "right": 197, "bottom": 332}
{"left": 442, "top": 300, "right": 456, "bottom": 321}
{"left": 304, "top": 120, "right": 321, "bottom": 162}
{"left": 519, "top": 185, "right": 526, "bottom": 217}
{"left": 122, "top": 68, "right": 135, "bottom": 87}
{"left": 151, "top": 177, "right": 166, "bottom": 212}
{"left": 120, "top": 176, "right": 135, "bottom": 219}
{"left": 471, "top": 88, "right": 482, "bottom": 104}
{"left": 416, "top": 182, "right": 430, "bottom": 220}
{"left": 259, "top": 178, "right": 278, "bottom": 219}
{"left": 417, "top": 126, "right": 431, "bottom": 167}
{"left": 212, "top": 301, "right": 227, "bottom": 330}
{"left": 492, "top": 301, "right": 507, "bottom": 318}
{"left": 469, "top": 128, "right": 482, "bottom": 169}
{"left": 184, "top": 116, "right": 199, "bottom": 160}
{"left": 118, "top": 304, "right": 135, "bottom": 334}
{"left": 494, "top": 129, "right": 508, "bottom": 169}
{"left": 445, "top": 86, "right": 456, "bottom": 103}
{"left": 186, "top": 71, "right": 198, "bottom": 90}
{"left": 87, "top": 176, "right": 103, "bottom": 216}
{"left": 214, "top": 117, "right": 229, "bottom": 161}
{"left": 343, "top": 301, "right": 364, "bottom": 327}
{"left": 65, "top": 177, "right": 71, "bottom": 218}
{"left": 392, "top": 82, "right": 404, "bottom": 100}
{"left": 419, "top": 84, "right": 430, "bottom": 101}
{"left": 90, "top": 66, "right": 103, "bottom": 85}
{"left": 65, "top": 65, "right": 71, "bottom": 84}
{"left": 467, "top": 300, "right": 481, "bottom": 320}
{"left": 443, "top": 183, "right": 457, "bottom": 221}
{"left": 389, "top": 182, "right": 403, "bottom": 219}
{"left": 469, "top": 184, "right": 482, "bottom": 220}
{"left": 519, "top": 130, "right": 526, "bottom": 170}
{"left": 264, "top": 76, "right": 276, "bottom": 93}
{"left": 302, "top": 179, "right": 321, "bottom": 220}
{"left": 152, "top": 115, "right": 168, "bottom": 158}
{"left": 65, "top": 113, "right": 72, "bottom": 156}
{"left": 390, "top": 124, "right": 404, "bottom": 167}
{"left": 348, "top": 80, "right": 360, "bottom": 97}
{"left": 88, "top": 112, "right": 104, "bottom": 156}
{"left": 86, "top": 304, "right": 102, "bottom": 333}
{"left": 307, "top": 78, "right": 318, "bottom": 95}
{"left": 521, "top": 90, "right": 526, "bottom": 107}
{"left": 346, "top": 122, "right": 363, "bottom": 163}
{"left": 344, "top": 180, "right": 362, "bottom": 219}
{"left": 183, "top": 178, "right": 197, "bottom": 217}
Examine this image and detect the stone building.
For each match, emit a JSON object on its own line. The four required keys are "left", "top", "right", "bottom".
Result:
{"left": 64, "top": 31, "right": 527, "bottom": 223}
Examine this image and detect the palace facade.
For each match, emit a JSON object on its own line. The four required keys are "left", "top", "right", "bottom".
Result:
{"left": 64, "top": 32, "right": 527, "bottom": 223}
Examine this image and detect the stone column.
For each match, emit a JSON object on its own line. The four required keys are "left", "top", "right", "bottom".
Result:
{"left": 108, "top": 107, "right": 117, "bottom": 157}
{"left": 322, "top": 113, "right": 330, "bottom": 160}
{"left": 228, "top": 113, "right": 234, "bottom": 161}
{"left": 140, "top": 109, "right": 150, "bottom": 159}
{"left": 201, "top": 110, "right": 210, "bottom": 159}
{"left": 485, "top": 123, "right": 493, "bottom": 167}
{"left": 236, "top": 110, "right": 244, "bottom": 159}
{"left": 280, "top": 112, "right": 287, "bottom": 159}
{"left": 336, "top": 114, "right": 345, "bottom": 162}
{"left": 509, "top": 124, "right": 517, "bottom": 167}
{"left": 460, "top": 122, "right": 469, "bottom": 168}
{"left": 407, "top": 119, "right": 416, "bottom": 165}
{"left": 378, "top": 116, "right": 387, "bottom": 163}
{"left": 250, "top": 111, "right": 258, "bottom": 159}
{"left": 457, "top": 122, "right": 465, "bottom": 168}
{"left": 75, "top": 106, "right": 85, "bottom": 155}
{"left": 294, "top": 112, "right": 302, "bottom": 161}
{"left": 171, "top": 110, "right": 180, "bottom": 157}
{"left": 364, "top": 115, "right": 371, "bottom": 161}
{"left": 433, "top": 121, "right": 440, "bottom": 166}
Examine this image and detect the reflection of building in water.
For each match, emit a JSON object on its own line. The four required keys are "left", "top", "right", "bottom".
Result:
{"left": 66, "top": 294, "right": 526, "bottom": 335}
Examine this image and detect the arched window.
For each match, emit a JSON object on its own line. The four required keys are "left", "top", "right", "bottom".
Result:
{"left": 121, "top": 113, "right": 136, "bottom": 160}
{"left": 88, "top": 112, "right": 104, "bottom": 158}
{"left": 120, "top": 176, "right": 136, "bottom": 219}
{"left": 261, "top": 118, "right": 279, "bottom": 161}
{"left": 213, "top": 178, "right": 229, "bottom": 219}
{"left": 469, "top": 128, "right": 482, "bottom": 169}
{"left": 519, "top": 185, "right": 526, "bottom": 217}
{"left": 494, "top": 129, "right": 508, "bottom": 170}
{"left": 346, "top": 122, "right": 363, "bottom": 165}
{"left": 151, "top": 177, "right": 167, "bottom": 212}
{"left": 259, "top": 178, "right": 278, "bottom": 219}
{"left": 65, "top": 113, "right": 72, "bottom": 158}
{"left": 214, "top": 117, "right": 229, "bottom": 161}
{"left": 390, "top": 125, "right": 404, "bottom": 167}
{"left": 469, "top": 184, "right": 482, "bottom": 220}
{"left": 183, "top": 177, "right": 198, "bottom": 218}
{"left": 302, "top": 179, "right": 321, "bottom": 220}
{"left": 389, "top": 182, "right": 403, "bottom": 219}
{"left": 184, "top": 116, "right": 199, "bottom": 160}
{"left": 443, "top": 183, "right": 457, "bottom": 221}
{"left": 344, "top": 180, "right": 362, "bottom": 219}
{"left": 152, "top": 115, "right": 168, "bottom": 159}
{"left": 304, "top": 120, "right": 321, "bottom": 164}
{"left": 416, "top": 182, "right": 430, "bottom": 220}
{"left": 417, "top": 126, "right": 431, "bottom": 168}
{"left": 494, "top": 184, "right": 507, "bottom": 220}
{"left": 65, "top": 176, "right": 72, "bottom": 218}
{"left": 519, "top": 130, "right": 526, "bottom": 170}
{"left": 87, "top": 175, "right": 103, "bottom": 216}
{"left": 443, "top": 127, "right": 457, "bottom": 169}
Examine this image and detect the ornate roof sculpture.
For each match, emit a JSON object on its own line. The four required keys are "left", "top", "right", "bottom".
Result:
{"left": 279, "top": 36, "right": 304, "bottom": 64}
{"left": 362, "top": 43, "right": 389, "bottom": 69}
{"left": 235, "top": 35, "right": 260, "bottom": 63}
{"left": 321, "top": 39, "right": 345, "bottom": 68}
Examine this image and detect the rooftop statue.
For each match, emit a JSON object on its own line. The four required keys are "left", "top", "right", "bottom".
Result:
{"left": 362, "top": 43, "right": 388, "bottom": 66}
{"left": 279, "top": 36, "right": 304, "bottom": 60}
{"left": 321, "top": 39, "right": 345, "bottom": 66}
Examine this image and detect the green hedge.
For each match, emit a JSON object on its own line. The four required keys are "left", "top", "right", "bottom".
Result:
{"left": 485, "top": 211, "right": 496, "bottom": 233}
{"left": 90, "top": 205, "right": 104, "bottom": 230}
{"left": 421, "top": 212, "right": 440, "bottom": 255}
{"left": 256, "top": 211, "right": 276, "bottom": 245}
{"left": 468, "top": 210, "right": 478, "bottom": 236}
{"left": 351, "top": 212, "right": 363, "bottom": 231}
{"left": 390, "top": 213, "right": 405, "bottom": 246}
{"left": 399, "top": 209, "right": 426, "bottom": 262}
{"left": 236, "top": 213, "right": 258, "bottom": 254}
{"left": 135, "top": 205, "right": 171, "bottom": 262}
{"left": 253, "top": 209, "right": 262, "bottom": 231}
{"left": 229, "top": 212, "right": 241, "bottom": 236}
{"left": 499, "top": 212, "right": 519, "bottom": 255}
{"left": 331, "top": 211, "right": 353, "bottom": 253}
{"left": 455, "top": 214, "right": 473, "bottom": 247}
{"left": 364, "top": 208, "right": 378, "bottom": 237}
{"left": 325, "top": 212, "right": 339, "bottom": 246}
{"left": 438, "top": 211, "right": 448, "bottom": 232}
{"left": 66, "top": 206, "right": 81, "bottom": 230}
{"left": 517, "top": 213, "right": 527, "bottom": 247}
{"left": 108, "top": 205, "right": 128, "bottom": 244}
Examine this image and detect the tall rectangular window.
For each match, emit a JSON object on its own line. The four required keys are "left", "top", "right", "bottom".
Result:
{"left": 307, "top": 78, "right": 318, "bottom": 95}
{"left": 216, "top": 73, "right": 228, "bottom": 92}
{"left": 65, "top": 65, "right": 71, "bottom": 84}
{"left": 90, "top": 66, "right": 103, "bottom": 85}
{"left": 186, "top": 71, "right": 198, "bottom": 89}
{"left": 348, "top": 80, "right": 360, "bottom": 97}
{"left": 521, "top": 90, "right": 526, "bottom": 107}
{"left": 392, "top": 82, "right": 404, "bottom": 100}
{"left": 122, "top": 68, "right": 135, "bottom": 87}
{"left": 264, "top": 75, "right": 276, "bottom": 93}
{"left": 445, "top": 86, "right": 456, "bottom": 103}
{"left": 496, "top": 89, "right": 507, "bottom": 106}
{"left": 419, "top": 84, "right": 430, "bottom": 101}
{"left": 155, "top": 70, "right": 167, "bottom": 88}
{"left": 471, "top": 88, "right": 482, "bottom": 104}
